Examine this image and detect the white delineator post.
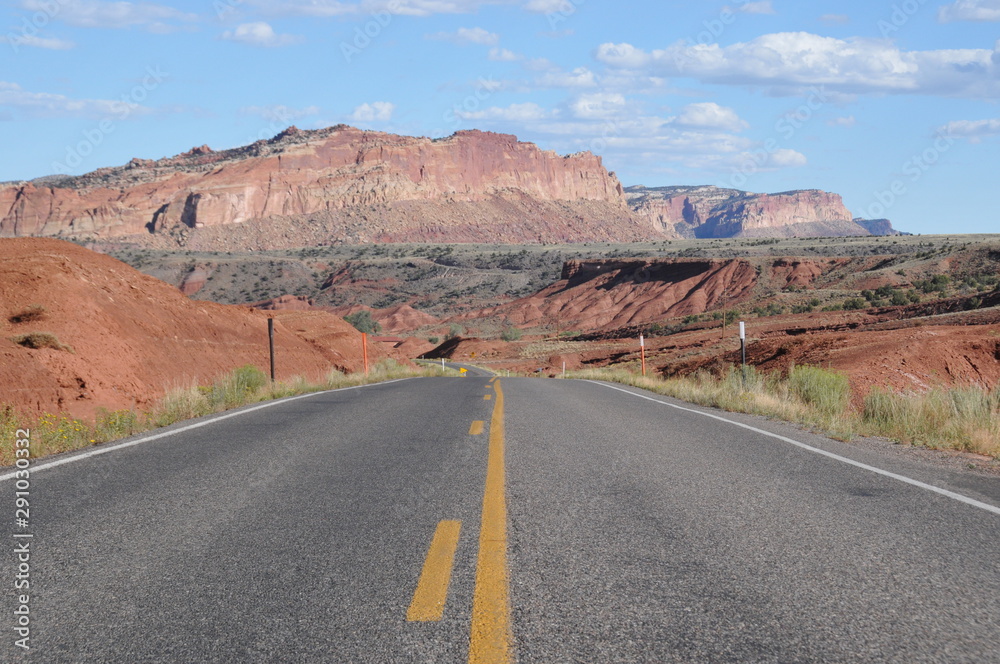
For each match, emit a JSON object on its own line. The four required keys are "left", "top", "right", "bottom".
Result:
{"left": 739, "top": 321, "right": 746, "bottom": 368}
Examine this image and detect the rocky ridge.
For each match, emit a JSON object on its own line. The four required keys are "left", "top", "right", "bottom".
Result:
{"left": 1, "top": 127, "right": 898, "bottom": 247}
{"left": 626, "top": 185, "right": 895, "bottom": 238}
{"left": 0, "top": 126, "right": 646, "bottom": 246}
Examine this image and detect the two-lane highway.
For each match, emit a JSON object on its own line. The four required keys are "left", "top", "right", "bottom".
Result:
{"left": 3, "top": 376, "right": 998, "bottom": 662}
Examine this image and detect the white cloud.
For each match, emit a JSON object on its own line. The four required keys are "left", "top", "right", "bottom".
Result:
{"left": 768, "top": 148, "right": 807, "bottom": 167}
{"left": 675, "top": 102, "right": 748, "bottom": 132}
{"left": 0, "top": 34, "right": 74, "bottom": 50}
{"left": 430, "top": 92, "right": 764, "bottom": 177}
{"left": 536, "top": 66, "right": 597, "bottom": 88}
{"left": 595, "top": 33, "right": 1000, "bottom": 98}
{"left": 733, "top": 1, "right": 775, "bottom": 14}
{"left": 240, "top": 105, "right": 320, "bottom": 122}
{"left": 522, "top": 0, "right": 571, "bottom": 12}
{"left": 221, "top": 22, "right": 302, "bottom": 47}
{"left": 427, "top": 26, "right": 500, "bottom": 45}
{"left": 350, "top": 101, "right": 395, "bottom": 122}
{"left": 19, "top": 0, "right": 196, "bottom": 31}
{"left": 489, "top": 47, "right": 520, "bottom": 62}
{"left": 827, "top": 115, "right": 856, "bottom": 127}
{"left": 457, "top": 102, "right": 552, "bottom": 122}
{"left": 251, "top": 0, "right": 521, "bottom": 18}
{"left": 593, "top": 42, "right": 650, "bottom": 69}
{"left": 569, "top": 92, "right": 626, "bottom": 119}
{"left": 938, "top": 0, "right": 1000, "bottom": 22}
{"left": 941, "top": 118, "right": 1000, "bottom": 141}
{"left": 0, "top": 81, "right": 148, "bottom": 119}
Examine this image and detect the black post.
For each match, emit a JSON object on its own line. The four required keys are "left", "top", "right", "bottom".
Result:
{"left": 739, "top": 321, "right": 747, "bottom": 389}
{"left": 268, "top": 318, "right": 275, "bottom": 383}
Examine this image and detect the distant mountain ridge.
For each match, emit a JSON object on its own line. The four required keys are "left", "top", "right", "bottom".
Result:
{"left": 626, "top": 185, "right": 899, "bottom": 239}
{"left": 0, "top": 126, "right": 898, "bottom": 248}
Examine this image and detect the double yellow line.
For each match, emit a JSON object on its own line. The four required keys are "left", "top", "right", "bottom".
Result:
{"left": 406, "top": 379, "right": 512, "bottom": 663}
{"left": 469, "top": 379, "right": 511, "bottom": 663}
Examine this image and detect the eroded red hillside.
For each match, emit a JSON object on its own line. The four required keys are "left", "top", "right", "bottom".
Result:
{"left": 0, "top": 238, "right": 401, "bottom": 420}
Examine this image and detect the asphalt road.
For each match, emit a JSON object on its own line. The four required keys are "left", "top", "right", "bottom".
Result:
{"left": 3, "top": 376, "right": 999, "bottom": 663}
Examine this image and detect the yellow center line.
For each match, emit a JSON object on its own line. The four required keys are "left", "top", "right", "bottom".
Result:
{"left": 469, "top": 421, "right": 485, "bottom": 436}
{"left": 407, "top": 520, "right": 463, "bottom": 622}
{"left": 469, "top": 379, "right": 511, "bottom": 664}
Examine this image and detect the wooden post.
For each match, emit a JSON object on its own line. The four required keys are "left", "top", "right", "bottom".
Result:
{"left": 268, "top": 318, "right": 275, "bottom": 383}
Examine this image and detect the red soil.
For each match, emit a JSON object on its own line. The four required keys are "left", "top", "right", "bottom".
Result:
{"left": 0, "top": 238, "right": 403, "bottom": 420}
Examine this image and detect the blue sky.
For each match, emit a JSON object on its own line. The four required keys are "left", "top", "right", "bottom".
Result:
{"left": 2, "top": 0, "right": 999, "bottom": 234}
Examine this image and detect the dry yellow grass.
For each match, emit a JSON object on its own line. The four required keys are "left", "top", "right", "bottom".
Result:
{"left": 0, "top": 361, "right": 459, "bottom": 466}
{"left": 570, "top": 366, "right": 999, "bottom": 458}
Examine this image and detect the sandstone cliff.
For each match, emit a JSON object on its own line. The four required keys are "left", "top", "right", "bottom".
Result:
{"left": 0, "top": 127, "right": 898, "bottom": 247}
{"left": 0, "top": 126, "right": 648, "bottom": 247}
{"left": 627, "top": 185, "right": 895, "bottom": 238}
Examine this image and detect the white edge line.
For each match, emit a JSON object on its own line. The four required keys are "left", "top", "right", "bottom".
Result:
{"left": 0, "top": 378, "right": 412, "bottom": 482}
{"left": 591, "top": 380, "right": 1000, "bottom": 518}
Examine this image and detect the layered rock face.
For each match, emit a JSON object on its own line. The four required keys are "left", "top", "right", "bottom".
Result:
{"left": 485, "top": 258, "right": 761, "bottom": 331}
{"left": 1, "top": 127, "right": 898, "bottom": 246}
{"left": 627, "top": 185, "right": 891, "bottom": 238}
{"left": 0, "top": 126, "right": 648, "bottom": 246}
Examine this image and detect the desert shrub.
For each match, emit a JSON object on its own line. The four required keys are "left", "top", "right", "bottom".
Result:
{"left": 446, "top": 324, "right": 464, "bottom": 340}
{"left": 842, "top": 298, "right": 868, "bottom": 310}
{"left": 153, "top": 385, "right": 211, "bottom": 426}
{"left": 788, "top": 365, "right": 850, "bottom": 416}
{"left": 208, "top": 365, "right": 269, "bottom": 409}
{"left": 427, "top": 336, "right": 440, "bottom": 345}
{"left": 94, "top": 409, "right": 141, "bottom": 441}
{"left": 500, "top": 327, "right": 522, "bottom": 342}
{"left": 344, "top": 310, "right": 381, "bottom": 334}
{"left": 861, "top": 386, "right": 1000, "bottom": 455}
{"left": 10, "top": 332, "right": 73, "bottom": 352}
{"left": 9, "top": 305, "right": 47, "bottom": 324}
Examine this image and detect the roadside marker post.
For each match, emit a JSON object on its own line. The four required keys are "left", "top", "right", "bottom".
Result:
{"left": 739, "top": 321, "right": 747, "bottom": 387}
{"left": 268, "top": 318, "right": 276, "bottom": 383}
{"left": 363, "top": 333, "right": 369, "bottom": 374}
{"left": 640, "top": 335, "right": 646, "bottom": 377}
{"left": 739, "top": 321, "right": 746, "bottom": 367}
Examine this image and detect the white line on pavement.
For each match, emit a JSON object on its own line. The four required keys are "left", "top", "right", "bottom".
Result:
{"left": 0, "top": 379, "right": 412, "bottom": 482}
{"left": 593, "top": 381, "right": 1000, "bottom": 518}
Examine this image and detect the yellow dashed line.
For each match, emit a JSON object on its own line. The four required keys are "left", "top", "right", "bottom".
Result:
{"left": 407, "top": 520, "right": 462, "bottom": 622}
{"left": 483, "top": 395, "right": 492, "bottom": 401}
{"left": 469, "top": 421, "right": 485, "bottom": 436}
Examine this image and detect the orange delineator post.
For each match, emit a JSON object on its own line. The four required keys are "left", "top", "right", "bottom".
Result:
{"left": 640, "top": 334, "right": 647, "bottom": 377}
{"left": 362, "top": 332, "right": 369, "bottom": 375}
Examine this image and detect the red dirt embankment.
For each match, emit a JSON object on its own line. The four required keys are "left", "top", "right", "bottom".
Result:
{"left": 0, "top": 238, "right": 402, "bottom": 420}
